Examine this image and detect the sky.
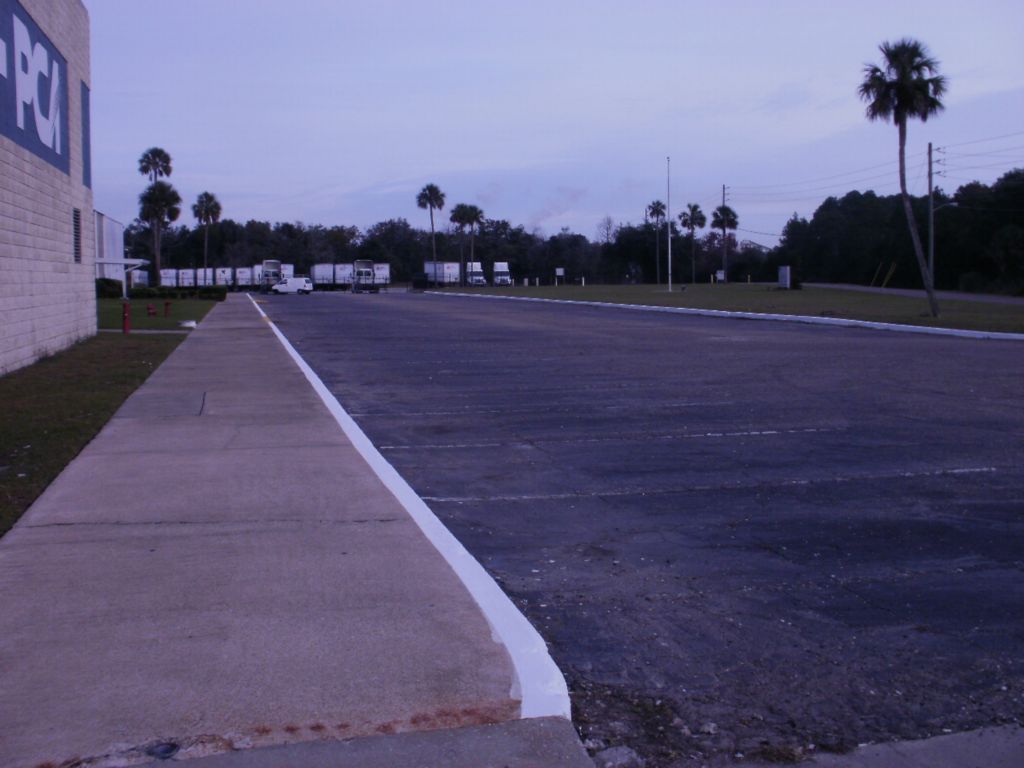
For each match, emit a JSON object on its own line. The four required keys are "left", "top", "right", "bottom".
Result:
{"left": 84, "top": 0, "right": 1024, "bottom": 246}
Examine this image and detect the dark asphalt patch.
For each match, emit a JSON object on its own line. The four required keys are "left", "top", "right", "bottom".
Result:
{"left": 263, "top": 292, "right": 1024, "bottom": 766}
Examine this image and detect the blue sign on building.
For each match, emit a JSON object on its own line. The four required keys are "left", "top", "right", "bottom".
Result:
{"left": 0, "top": 0, "right": 70, "bottom": 174}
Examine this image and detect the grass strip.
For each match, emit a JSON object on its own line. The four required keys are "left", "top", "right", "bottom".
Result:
{"left": 0, "top": 334, "right": 183, "bottom": 536}
{"left": 96, "top": 298, "right": 218, "bottom": 331}
{"left": 455, "top": 284, "right": 1024, "bottom": 334}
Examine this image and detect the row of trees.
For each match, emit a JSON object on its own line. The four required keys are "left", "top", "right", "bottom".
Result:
{"left": 126, "top": 169, "right": 1019, "bottom": 295}
{"left": 774, "top": 171, "right": 1024, "bottom": 293}
{"left": 125, "top": 212, "right": 770, "bottom": 286}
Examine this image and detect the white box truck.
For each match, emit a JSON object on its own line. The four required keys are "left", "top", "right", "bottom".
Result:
{"left": 467, "top": 261, "right": 486, "bottom": 286}
{"left": 335, "top": 263, "right": 353, "bottom": 287}
{"left": 196, "top": 268, "right": 214, "bottom": 287}
{"left": 352, "top": 259, "right": 378, "bottom": 293}
{"left": 281, "top": 263, "right": 295, "bottom": 279}
{"left": 129, "top": 270, "right": 149, "bottom": 288}
{"left": 424, "top": 261, "right": 460, "bottom": 285}
{"left": 215, "top": 267, "right": 234, "bottom": 287}
{"left": 260, "top": 260, "right": 281, "bottom": 292}
{"left": 373, "top": 263, "right": 391, "bottom": 287}
{"left": 177, "top": 269, "right": 196, "bottom": 288}
{"left": 252, "top": 264, "right": 264, "bottom": 287}
{"left": 235, "top": 266, "right": 253, "bottom": 287}
{"left": 311, "top": 263, "right": 335, "bottom": 287}
{"left": 493, "top": 261, "right": 512, "bottom": 286}
{"left": 159, "top": 269, "right": 177, "bottom": 287}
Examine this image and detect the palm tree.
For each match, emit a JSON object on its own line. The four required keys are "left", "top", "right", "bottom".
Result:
{"left": 138, "top": 147, "right": 172, "bottom": 183}
{"left": 449, "top": 203, "right": 485, "bottom": 285}
{"left": 711, "top": 205, "right": 738, "bottom": 282}
{"left": 859, "top": 38, "right": 946, "bottom": 317}
{"left": 139, "top": 181, "right": 182, "bottom": 274}
{"left": 647, "top": 200, "right": 666, "bottom": 284}
{"left": 416, "top": 184, "right": 446, "bottom": 270}
{"left": 679, "top": 203, "right": 706, "bottom": 283}
{"left": 192, "top": 191, "right": 222, "bottom": 272}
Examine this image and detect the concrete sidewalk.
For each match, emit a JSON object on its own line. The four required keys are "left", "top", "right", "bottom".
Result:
{"left": 0, "top": 296, "right": 588, "bottom": 767}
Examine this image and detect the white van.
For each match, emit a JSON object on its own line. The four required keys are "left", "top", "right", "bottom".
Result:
{"left": 271, "top": 277, "right": 314, "bottom": 295}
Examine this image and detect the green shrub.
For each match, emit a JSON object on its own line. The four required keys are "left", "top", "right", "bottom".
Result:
{"left": 95, "top": 278, "right": 123, "bottom": 298}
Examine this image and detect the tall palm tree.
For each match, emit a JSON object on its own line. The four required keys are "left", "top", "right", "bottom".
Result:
{"left": 192, "top": 191, "right": 222, "bottom": 272}
{"left": 647, "top": 200, "right": 666, "bottom": 284}
{"left": 138, "top": 147, "right": 172, "bottom": 183}
{"left": 679, "top": 203, "right": 707, "bottom": 283}
{"left": 139, "top": 181, "right": 182, "bottom": 275}
{"left": 416, "top": 184, "right": 446, "bottom": 269}
{"left": 450, "top": 203, "right": 485, "bottom": 285}
{"left": 859, "top": 38, "right": 946, "bottom": 317}
{"left": 711, "top": 205, "right": 738, "bottom": 282}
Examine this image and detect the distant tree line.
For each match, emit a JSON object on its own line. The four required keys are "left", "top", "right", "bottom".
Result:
{"left": 775, "top": 169, "right": 1024, "bottom": 294}
{"left": 126, "top": 168, "right": 1021, "bottom": 295}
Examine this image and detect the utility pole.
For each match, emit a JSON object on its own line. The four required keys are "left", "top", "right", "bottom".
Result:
{"left": 721, "top": 184, "right": 727, "bottom": 283}
{"left": 927, "top": 142, "right": 935, "bottom": 291}
{"left": 666, "top": 156, "right": 672, "bottom": 293}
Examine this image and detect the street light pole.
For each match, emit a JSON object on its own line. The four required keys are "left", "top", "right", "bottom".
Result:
{"left": 666, "top": 156, "right": 672, "bottom": 293}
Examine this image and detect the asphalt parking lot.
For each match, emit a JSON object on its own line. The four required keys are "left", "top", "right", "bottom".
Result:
{"left": 262, "top": 291, "right": 1024, "bottom": 766}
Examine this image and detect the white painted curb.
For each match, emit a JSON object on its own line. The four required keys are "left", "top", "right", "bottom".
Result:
{"left": 432, "top": 291, "right": 1024, "bottom": 342}
{"left": 246, "top": 295, "right": 570, "bottom": 721}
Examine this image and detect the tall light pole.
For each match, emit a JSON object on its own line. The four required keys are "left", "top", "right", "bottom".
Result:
{"left": 666, "top": 156, "right": 672, "bottom": 293}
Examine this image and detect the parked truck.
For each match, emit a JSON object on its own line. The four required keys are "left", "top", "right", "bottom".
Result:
{"left": 373, "top": 263, "right": 391, "bottom": 288}
{"left": 177, "top": 269, "right": 196, "bottom": 288}
{"left": 467, "top": 261, "right": 486, "bottom": 286}
{"left": 281, "top": 263, "right": 295, "bottom": 279}
{"left": 196, "top": 268, "right": 214, "bottom": 287}
{"left": 424, "top": 261, "right": 460, "bottom": 285}
{"left": 260, "top": 260, "right": 281, "bottom": 292}
{"left": 493, "top": 261, "right": 512, "bottom": 286}
{"left": 311, "top": 263, "right": 335, "bottom": 288}
{"left": 159, "top": 268, "right": 177, "bottom": 287}
{"left": 215, "top": 267, "right": 233, "bottom": 287}
{"left": 335, "top": 263, "right": 353, "bottom": 288}
{"left": 236, "top": 266, "right": 253, "bottom": 288}
{"left": 352, "top": 259, "right": 377, "bottom": 293}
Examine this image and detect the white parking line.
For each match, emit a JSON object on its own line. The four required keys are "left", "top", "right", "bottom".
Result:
{"left": 246, "top": 295, "right": 571, "bottom": 721}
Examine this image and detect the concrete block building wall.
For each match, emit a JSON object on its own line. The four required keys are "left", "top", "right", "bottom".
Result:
{"left": 0, "top": 0, "right": 94, "bottom": 375}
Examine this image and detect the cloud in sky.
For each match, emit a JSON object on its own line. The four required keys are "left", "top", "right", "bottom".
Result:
{"left": 85, "top": 1, "right": 1024, "bottom": 244}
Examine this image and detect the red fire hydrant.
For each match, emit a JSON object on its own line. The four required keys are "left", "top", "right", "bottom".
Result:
{"left": 122, "top": 301, "right": 131, "bottom": 335}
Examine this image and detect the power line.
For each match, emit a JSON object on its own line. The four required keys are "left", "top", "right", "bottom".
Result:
{"left": 729, "top": 153, "right": 926, "bottom": 192}
{"left": 940, "top": 129, "right": 1024, "bottom": 149}
{"left": 731, "top": 171, "right": 899, "bottom": 199}
{"left": 940, "top": 160, "right": 1024, "bottom": 173}
{"left": 737, "top": 226, "right": 783, "bottom": 237}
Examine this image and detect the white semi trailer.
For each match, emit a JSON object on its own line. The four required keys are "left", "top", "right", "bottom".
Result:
{"left": 311, "top": 263, "right": 335, "bottom": 287}
{"left": 196, "top": 268, "right": 214, "bottom": 287}
{"left": 424, "top": 261, "right": 460, "bottom": 285}
{"left": 493, "top": 261, "right": 512, "bottom": 286}
{"left": 335, "top": 263, "right": 353, "bottom": 287}
{"left": 177, "top": 269, "right": 195, "bottom": 288}
{"left": 236, "top": 267, "right": 253, "bottom": 287}
{"left": 215, "top": 267, "right": 233, "bottom": 287}
{"left": 159, "top": 269, "right": 177, "bottom": 287}
{"left": 373, "top": 263, "right": 391, "bottom": 287}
